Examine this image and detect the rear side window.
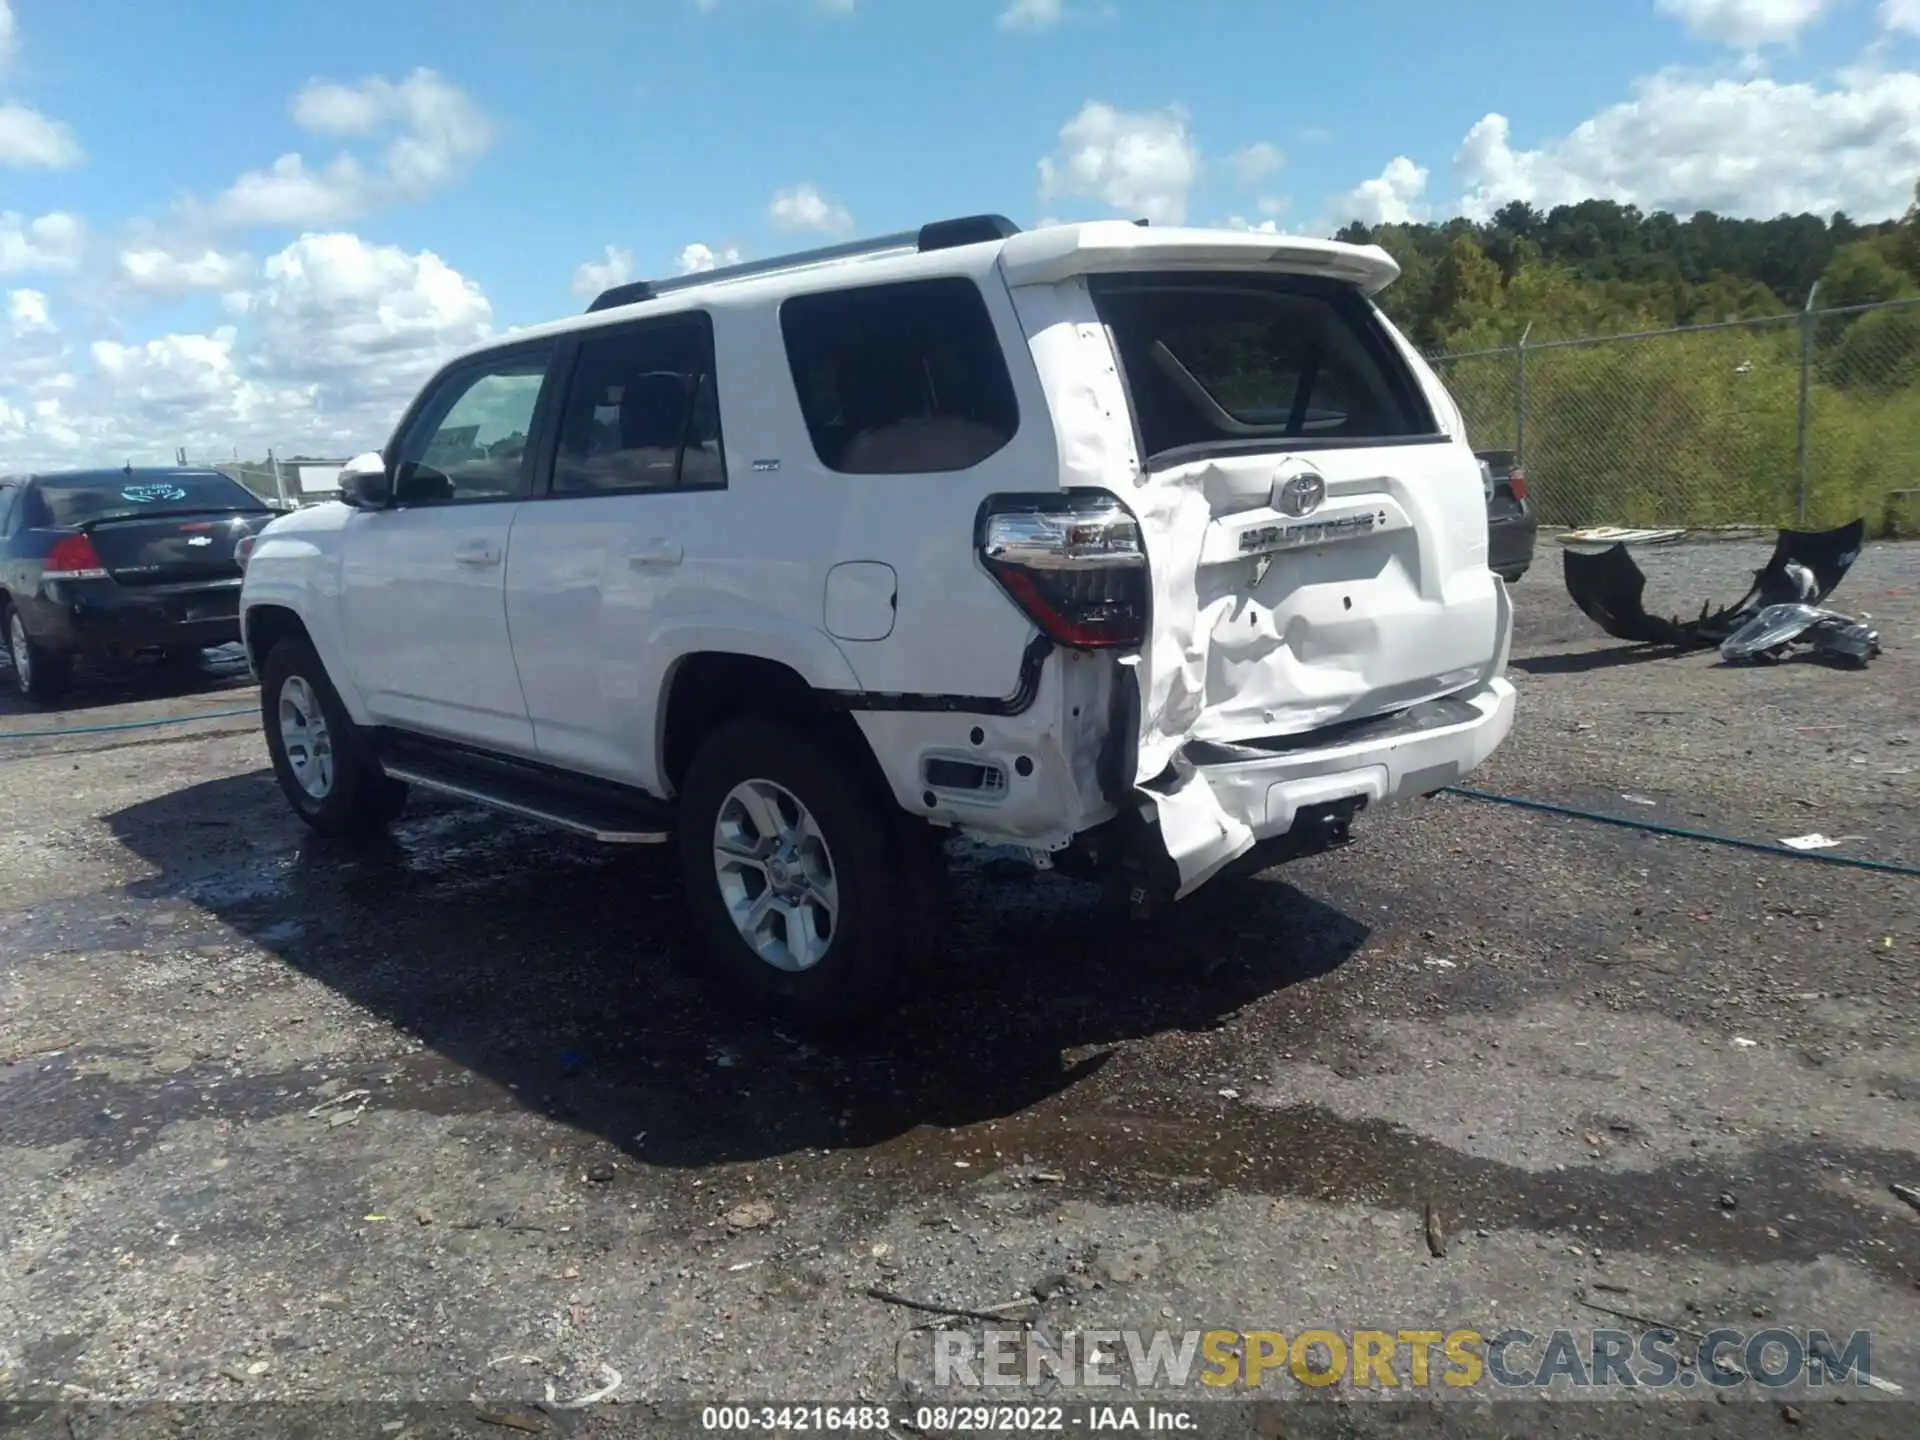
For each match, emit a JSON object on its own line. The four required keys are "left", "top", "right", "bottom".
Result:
{"left": 1090, "top": 272, "right": 1439, "bottom": 465}
{"left": 551, "top": 316, "right": 725, "bottom": 496}
{"left": 780, "top": 277, "right": 1019, "bottom": 475}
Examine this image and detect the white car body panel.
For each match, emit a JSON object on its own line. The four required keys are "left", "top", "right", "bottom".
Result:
{"left": 338, "top": 501, "right": 535, "bottom": 755}
{"left": 240, "top": 219, "right": 1514, "bottom": 897}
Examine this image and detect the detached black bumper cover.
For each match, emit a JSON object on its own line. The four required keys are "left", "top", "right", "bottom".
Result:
{"left": 1562, "top": 519, "right": 1865, "bottom": 649}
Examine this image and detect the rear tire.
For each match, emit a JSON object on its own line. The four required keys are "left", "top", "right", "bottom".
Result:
{"left": 260, "top": 636, "right": 408, "bottom": 836}
{"left": 4, "top": 602, "right": 72, "bottom": 705}
{"left": 677, "top": 716, "right": 916, "bottom": 1031}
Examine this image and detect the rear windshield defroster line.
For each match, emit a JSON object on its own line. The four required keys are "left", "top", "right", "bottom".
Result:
{"left": 1087, "top": 270, "right": 1442, "bottom": 468}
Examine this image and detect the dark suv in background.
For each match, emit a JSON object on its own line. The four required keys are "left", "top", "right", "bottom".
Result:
{"left": 1476, "top": 449, "right": 1537, "bottom": 583}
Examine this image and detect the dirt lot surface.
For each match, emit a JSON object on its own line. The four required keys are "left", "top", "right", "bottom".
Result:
{"left": 2, "top": 546, "right": 1917, "bottom": 1437}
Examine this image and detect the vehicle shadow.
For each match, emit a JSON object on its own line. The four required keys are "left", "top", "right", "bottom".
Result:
{"left": 1509, "top": 644, "right": 1689, "bottom": 676}
{"left": 0, "top": 645, "right": 252, "bottom": 719}
{"left": 103, "top": 771, "right": 1370, "bottom": 1170}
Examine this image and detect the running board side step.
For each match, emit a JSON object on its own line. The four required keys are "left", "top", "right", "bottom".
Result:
{"left": 377, "top": 744, "right": 674, "bottom": 844}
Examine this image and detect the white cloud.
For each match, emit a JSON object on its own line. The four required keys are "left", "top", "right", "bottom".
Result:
{"left": 8, "top": 287, "right": 48, "bottom": 329}
{"left": 1326, "top": 156, "right": 1429, "bottom": 227}
{"left": 88, "top": 330, "right": 283, "bottom": 440}
{"left": 290, "top": 80, "right": 393, "bottom": 137}
{"left": 248, "top": 233, "right": 491, "bottom": 401}
{"left": 0, "top": 287, "right": 75, "bottom": 451}
{"left": 1882, "top": 0, "right": 1920, "bottom": 33}
{"left": 0, "top": 210, "right": 83, "bottom": 274}
{"left": 1, "top": 233, "right": 496, "bottom": 470}
{"left": 1230, "top": 141, "right": 1285, "bottom": 186}
{"left": 570, "top": 244, "right": 633, "bottom": 298}
{"left": 2, "top": 287, "right": 65, "bottom": 392}
{"left": 119, "top": 246, "right": 253, "bottom": 294}
{"left": 678, "top": 241, "right": 742, "bottom": 273}
{"left": 0, "top": 101, "right": 82, "bottom": 168}
{"left": 1453, "top": 66, "right": 1920, "bottom": 221}
{"left": 204, "top": 69, "right": 492, "bottom": 229}
{"left": 1000, "top": 0, "right": 1066, "bottom": 30}
{"left": 1656, "top": 0, "right": 1837, "bottom": 47}
{"left": 1222, "top": 196, "right": 1290, "bottom": 233}
{"left": 1038, "top": 101, "right": 1200, "bottom": 226}
{"left": 0, "top": 4, "right": 82, "bottom": 168}
{"left": 769, "top": 183, "right": 855, "bottom": 235}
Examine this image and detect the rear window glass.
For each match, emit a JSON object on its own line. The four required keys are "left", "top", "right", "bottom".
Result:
{"left": 32, "top": 472, "right": 270, "bottom": 528}
{"left": 1090, "top": 272, "right": 1438, "bottom": 463}
{"left": 780, "top": 277, "right": 1019, "bottom": 475}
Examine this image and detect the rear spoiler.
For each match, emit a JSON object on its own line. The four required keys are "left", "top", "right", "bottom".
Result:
{"left": 997, "top": 222, "right": 1401, "bottom": 295}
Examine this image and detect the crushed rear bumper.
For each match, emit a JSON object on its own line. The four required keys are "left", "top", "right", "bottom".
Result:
{"left": 1113, "top": 581, "right": 1517, "bottom": 902}
{"left": 1129, "top": 675, "right": 1515, "bottom": 900}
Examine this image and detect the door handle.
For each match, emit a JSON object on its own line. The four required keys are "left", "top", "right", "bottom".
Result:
{"left": 453, "top": 538, "right": 501, "bottom": 568}
{"left": 627, "top": 539, "right": 683, "bottom": 568}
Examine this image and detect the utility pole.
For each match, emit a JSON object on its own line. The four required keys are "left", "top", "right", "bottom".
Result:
{"left": 1795, "top": 280, "right": 1820, "bottom": 525}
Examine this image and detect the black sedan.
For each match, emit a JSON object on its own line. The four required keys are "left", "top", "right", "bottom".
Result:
{"left": 1476, "top": 448, "right": 1538, "bottom": 584}
{"left": 0, "top": 467, "right": 278, "bottom": 703}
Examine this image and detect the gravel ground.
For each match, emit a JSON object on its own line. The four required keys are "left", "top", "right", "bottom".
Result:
{"left": 1, "top": 544, "right": 1917, "bottom": 1438}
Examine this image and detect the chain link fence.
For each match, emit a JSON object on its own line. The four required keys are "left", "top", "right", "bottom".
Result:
{"left": 1427, "top": 296, "right": 1920, "bottom": 536}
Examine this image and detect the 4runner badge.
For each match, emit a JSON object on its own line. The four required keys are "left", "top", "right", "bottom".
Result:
{"left": 1239, "top": 511, "right": 1383, "bottom": 556}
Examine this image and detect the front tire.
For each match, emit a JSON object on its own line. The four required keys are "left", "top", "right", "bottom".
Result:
{"left": 677, "top": 716, "right": 915, "bottom": 1030}
{"left": 4, "top": 602, "right": 72, "bottom": 705}
{"left": 260, "top": 636, "right": 408, "bottom": 836}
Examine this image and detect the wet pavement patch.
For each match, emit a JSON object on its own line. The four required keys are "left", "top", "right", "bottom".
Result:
{"left": 1, "top": 545, "right": 1917, "bottom": 1406}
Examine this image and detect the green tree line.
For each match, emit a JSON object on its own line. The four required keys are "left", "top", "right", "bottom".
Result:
{"left": 1332, "top": 187, "right": 1920, "bottom": 531}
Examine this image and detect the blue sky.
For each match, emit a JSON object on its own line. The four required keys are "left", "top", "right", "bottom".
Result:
{"left": 5, "top": 0, "right": 1920, "bottom": 468}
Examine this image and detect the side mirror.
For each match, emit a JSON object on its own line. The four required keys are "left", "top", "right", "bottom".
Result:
{"left": 339, "top": 452, "right": 392, "bottom": 509}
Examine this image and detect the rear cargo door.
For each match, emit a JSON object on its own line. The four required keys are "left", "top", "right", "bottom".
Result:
{"left": 1080, "top": 270, "right": 1501, "bottom": 783}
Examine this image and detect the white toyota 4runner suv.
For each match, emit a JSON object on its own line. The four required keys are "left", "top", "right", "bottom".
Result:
{"left": 239, "top": 214, "right": 1515, "bottom": 1027}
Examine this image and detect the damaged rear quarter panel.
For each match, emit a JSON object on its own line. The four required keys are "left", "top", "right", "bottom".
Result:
{"left": 1005, "top": 276, "right": 1502, "bottom": 792}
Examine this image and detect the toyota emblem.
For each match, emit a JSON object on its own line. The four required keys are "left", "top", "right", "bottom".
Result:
{"left": 1275, "top": 470, "right": 1326, "bottom": 518}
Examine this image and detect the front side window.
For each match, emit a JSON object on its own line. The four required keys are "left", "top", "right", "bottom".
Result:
{"left": 780, "top": 277, "right": 1019, "bottom": 475}
{"left": 393, "top": 345, "right": 556, "bottom": 504}
{"left": 551, "top": 318, "right": 725, "bottom": 496}
{"left": 1090, "top": 272, "right": 1440, "bottom": 464}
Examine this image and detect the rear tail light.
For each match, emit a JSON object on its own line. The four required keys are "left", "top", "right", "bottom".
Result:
{"left": 44, "top": 533, "right": 109, "bottom": 581}
{"left": 977, "top": 490, "right": 1148, "bottom": 649}
{"left": 235, "top": 534, "right": 257, "bottom": 571}
{"left": 1508, "top": 467, "right": 1528, "bottom": 502}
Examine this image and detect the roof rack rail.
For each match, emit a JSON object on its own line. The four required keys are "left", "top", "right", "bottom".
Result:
{"left": 585, "top": 213, "right": 1024, "bottom": 313}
